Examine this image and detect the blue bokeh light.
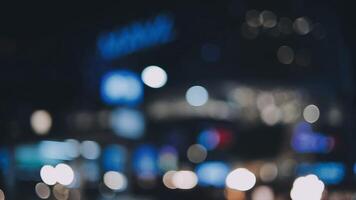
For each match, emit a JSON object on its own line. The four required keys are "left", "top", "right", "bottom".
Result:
{"left": 103, "top": 144, "right": 127, "bottom": 171}
{"left": 110, "top": 108, "right": 145, "bottom": 139}
{"left": 291, "top": 122, "right": 334, "bottom": 153}
{"left": 297, "top": 162, "right": 345, "bottom": 185}
{"left": 198, "top": 129, "right": 220, "bottom": 150}
{"left": 101, "top": 70, "right": 143, "bottom": 106}
{"left": 98, "top": 14, "right": 174, "bottom": 60}
{"left": 133, "top": 145, "right": 158, "bottom": 179}
{"left": 195, "top": 162, "right": 230, "bottom": 187}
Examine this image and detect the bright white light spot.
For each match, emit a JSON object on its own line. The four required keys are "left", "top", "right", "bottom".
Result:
{"left": 163, "top": 170, "right": 177, "bottom": 189}
{"left": 80, "top": 140, "right": 101, "bottom": 160}
{"left": 31, "top": 110, "right": 52, "bottom": 135}
{"left": 303, "top": 104, "right": 320, "bottom": 123}
{"left": 252, "top": 185, "right": 274, "bottom": 200}
{"left": 141, "top": 65, "right": 167, "bottom": 88}
{"left": 259, "top": 163, "right": 278, "bottom": 182}
{"left": 55, "top": 163, "right": 74, "bottom": 186}
{"left": 35, "top": 182, "right": 51, "bottom": 199}
{"left": 40, "top": 165, "right": 57, "bottom": 185}
{"left": 290, "top": 174, "right": 325, "bottom": 200}
{"left": 226, "top": 168, "right": 256, "bottom": 191}
{"left": 187, "top": 144, "right": 207, "bottom": 164}
{"left": 103, "top": 171, "right": 128, "bottom": 191}
{"left": 186, "top": 86, "right": 209, "bottom": 107}
{"left": 172, "top": 170, "right": 198, "bottom": 190}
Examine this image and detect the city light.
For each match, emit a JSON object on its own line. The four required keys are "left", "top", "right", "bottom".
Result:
{"left": 185, "top": 85, "right": 209, "bottom": 107}
{"left": 97, "top": 14, "right": 174, "bottom": 60}
{"left": 187, "top": 144, "right": 207, "bottom": 164}
{"left": 163, "top": 170, "right": 177, "bottom": 189}
{"left": 110, "top": 108, "right": 145, "bottom": 139}
{"left": 172, "top": 170, "right": 198, "bottom": 190}
{"left": 80, "top": 140, "right": 101, "bottom": 160}
{"left": 100, "top": 70, "right": 143, "bottom": 106}
{"left": 303, "top": 104, "right": 320, "bottom": 123}
{"left": 290, "top": 174, "right": 325, "bottom": 200}
{"left": 35, "top": 182, "right": 51, "bottom": 199}
{"left": 103, "top": 171, "right": 127, "bottom": 191}
{"left": 31, "top": 110, "right": 52, "bottom": 135}
{"left": 195, "top": 162, "right": 230, "bottom": 187}
{"left": 141, "top": 65, "right": 167, "bottom": 88}
{"left": 226, "top": 168, "right": 256, "bottom": 191}
{"left": 40, "top": 165, "right": 57, "bottom": 185}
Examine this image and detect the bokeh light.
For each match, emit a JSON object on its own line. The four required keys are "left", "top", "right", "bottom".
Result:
{"left": 196, "top": 162, "right": 230, "bottom": 187}
{"left": 290, "top": 174, "right": 325, "bottom": 200}
{"left": 293, "top": 17, "right": 312, "bottom": 35}
{"left": 158, "top": 146, "right": 178, "bottom": 172}
{"left": 261, "top": 105, "right": 282, "bottom": 126}
{"left": 246, "top": 10, "right": 262, "bottom": 27}
{"left": 260, "top": 10, "right": 277, "bottom": 28}
{"left": 103, "top": 144, "right": 127, "bottom": 172}
{"left": 52, "top": 184, "right": 69, "bottom": 200}
{"left": 303, "top": 104, "right": 320, "bottom": 123}
{"left": 172, "top": 170, "right": 198, "bottom": 190}
{"left": 80, "top": 140, "right": 101, "bottom": 160}
{"left": 162, "top": 170, "right": 177, "bottom": 189}
{"left": 277, "top": 45, "right": 294, "bottom": 64}
{"left": 0, "top": 189, "right": 4, "bottom": 200}
{"left": 40, "top": 165, "right": 57, "bottom": 185}
{"left": 226, "top": 168, "right": 256, "bottom": 191}
{"left": 55, "top": 163, "right": 74, "bottom": 186}
{"left": 252, "top": 185, "right": 274, "bottom": 200}
{"left": 101, "top": 70, "right": 143, "bottom": 106}
{"left": 187, "top": 144, "right": 207, "bottom": 163}
{"left": 185, "top": 85, "right": 209, "bottom": 107}
{"left": 103, "top": 171, "right": 128, "bottom": 191}
{"left": 197, "top": 128, "right": 220, "bottom": 150}
{"left": 110, "top": 108, "right": 145, "bottom": 139}
{"left": 31, "top": 110, "right": 52, "bottom": 135}
{"left": 259, "top": 162, "right": 278, "bottom": 182}
{"left": 141, "top": 65, "right": 167, "bottom": 88}
{"left": 35, "top": 182, "right": 51, "bottom": 199}
{"left": 133, "top": 145, "right": 158, "bottom": 179}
